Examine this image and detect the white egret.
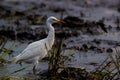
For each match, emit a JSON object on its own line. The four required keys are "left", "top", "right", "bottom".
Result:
{"left": 10, "top": 16, "right": 64, "bottom": 73}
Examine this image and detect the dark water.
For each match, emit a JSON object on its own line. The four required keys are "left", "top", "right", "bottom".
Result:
{"left": 0, "top": 0, "right": 120, "bottom": 78}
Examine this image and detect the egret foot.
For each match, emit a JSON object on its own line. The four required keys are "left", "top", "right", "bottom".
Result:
{"left": 33, "top": 65, "right": 37, "bottom": 74}
{"left": 33, "top": 57, "right": 39, "bottom": 74}
{"left": 33, "top": 65, "right": 40, "bottom": 75}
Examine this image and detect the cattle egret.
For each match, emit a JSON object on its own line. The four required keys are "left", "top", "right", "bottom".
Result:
{"left": 10, "top": 16, "right": 64, "bottom": 73}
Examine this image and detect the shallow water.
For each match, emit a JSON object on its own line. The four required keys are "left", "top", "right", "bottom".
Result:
{"left": 0, "top": 0, "right": 120, "bottom": 78}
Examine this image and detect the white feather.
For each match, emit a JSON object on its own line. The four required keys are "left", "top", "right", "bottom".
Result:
{"left": 10, "top": 16, "right": 59, "bottom": 71}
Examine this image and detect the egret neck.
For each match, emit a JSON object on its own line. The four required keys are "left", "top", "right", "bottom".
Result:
{"left": 46, "top": 22, "right": 55, "bottom": 50}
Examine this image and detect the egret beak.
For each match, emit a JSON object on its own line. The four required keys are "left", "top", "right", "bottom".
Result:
{"left": 54, "top": 19, "right": 65, "bottom": 23}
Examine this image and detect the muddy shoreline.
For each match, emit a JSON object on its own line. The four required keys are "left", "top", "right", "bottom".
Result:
{"left": 0, "top": 0, "right": 120, "bottom": 79}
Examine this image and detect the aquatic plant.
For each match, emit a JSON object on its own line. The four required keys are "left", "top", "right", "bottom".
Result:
{"left": 46, "top": 39, "right": 73, "bottom": 78}
{"left": 0, "top": 38, "right": 15, "bottom": 60}
{"left": 45, "top": 41, "right": 120, "bottom": 80}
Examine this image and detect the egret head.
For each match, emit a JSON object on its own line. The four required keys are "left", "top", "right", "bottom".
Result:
{"left": 47, "top": 16, "right": 65, "bottom": 24}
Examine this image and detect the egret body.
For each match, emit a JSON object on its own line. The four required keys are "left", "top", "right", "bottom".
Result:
{"left": 11, "top": 16, "right": 62, "bottom": 73}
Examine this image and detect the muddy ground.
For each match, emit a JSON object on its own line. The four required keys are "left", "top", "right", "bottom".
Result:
{"left": 0, "top": 0, "right": 120, "bottom": 79}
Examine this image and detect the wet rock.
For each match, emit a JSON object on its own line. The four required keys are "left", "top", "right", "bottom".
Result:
{"left": 92, "top": 39, "right": 101, "bottom": 45}
{"left": 96, "top": 48, "right": 104, "bottom": 53}
{"left": 117, "top": 7, "right": 120, "bottom": 13}
{"left": 88, "top": 62, "right": 99, "bottom": 66}
{"left": 17, "top": 32, "right": 37, "bottom": 40}
{"left": 55, "top": 31, "right": 72, "bottom": 39}
{"left": 26, "top": 15, "right": 47, "bottom": 25}
{"left": 106, "top": 48, "right": 113, "bottom": 53}
{"left": 39, "top": 2, "right": 47, "bottom": 8}
{"left": 0, "top": 30, "right": 15, "bottom": 40}
{"left": 0, "top": 57, "right": 7, "bottom": 64}
{"left": 89, "top": 46, "right": 97, "bottom": 51}
{"left": 62, "top": 16, "right": 108, "bottom": 35}
{"left": 14, "top": 11, "right": 25, "bottom": 16}
{"left": 63, "top": 43, "right": 66, "bottom": 47}
{"left": 63, "top": 16, "right": 84, "bottom": 28}
{"left": 96, "top": 18, "right": 107, "bottom": 33}
{"left": 59, "top": 69, "right": 69, "bottom": 78}
{"left": 82, "top": 44, "right": 89, "bottom": 49}
{"left": 58, "top": 67, "right": 87, "bottom": 80}
{"left": 80, "top": 44, "right": 89, "bottom": 52}
{"left": 50, "top": 7, "right": 66, "bottom": 13}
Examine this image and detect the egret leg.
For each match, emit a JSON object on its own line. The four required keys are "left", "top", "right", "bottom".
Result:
{"left": 33, "top": 57, "right": 39, "bottom": 74}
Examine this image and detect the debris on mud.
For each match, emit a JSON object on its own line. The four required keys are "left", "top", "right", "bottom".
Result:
{"left": 0, "top": 0, "right": 120, "bottom": 80}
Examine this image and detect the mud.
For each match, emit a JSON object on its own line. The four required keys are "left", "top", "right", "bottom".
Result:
{"left": 0, "top": 0, "right": 120, "bottom": 79}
